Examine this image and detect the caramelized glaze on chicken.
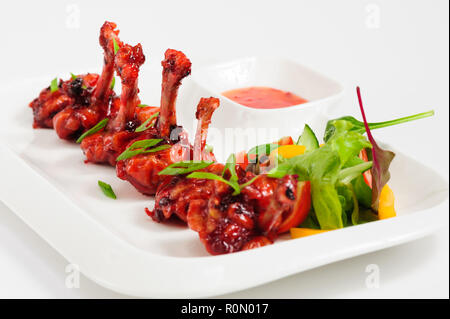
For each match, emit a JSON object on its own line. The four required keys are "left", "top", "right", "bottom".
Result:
{"left": 51, "top": 22, "right": 122, "bottom": 140}
{"left": 116, "top": 49, "right": 192, "bottom": 195}
{"left": 29, "top": 74, "right": 99, "bottom": 129}
{"left": 154, "top": 165, "right": 307, "bottom": 255}
{"left": 149, "top": 97, "right": 220, "bottom": 222}
{"left": 81, "top": 43, "right": 147, "bottom": 166}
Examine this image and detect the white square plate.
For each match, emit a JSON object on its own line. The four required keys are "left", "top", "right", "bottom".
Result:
{"left": 0, "top": 78, "right": 448, "bottom": 298}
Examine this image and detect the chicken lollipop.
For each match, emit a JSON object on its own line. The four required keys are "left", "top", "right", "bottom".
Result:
{"left": 149, "top": 97, "right": 220, "bottom": 223}
{"left": 80, "top": 42, "right": 148, "bottom": 166}
{"left": 116, "top": 49, "right": 192, "bottom": 195}
{"left": 52, "top": 21, "right": 123, "bottom": 140}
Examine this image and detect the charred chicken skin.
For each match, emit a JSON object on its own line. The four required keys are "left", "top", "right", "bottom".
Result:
{"left": 52, "top": 21, "right": 122, "bottom": 140}
{"left": 116, "top": 49, "right": 192, "bottom": 195}
{"left": 81, "top": 42, "right": 147, "bottom": 166}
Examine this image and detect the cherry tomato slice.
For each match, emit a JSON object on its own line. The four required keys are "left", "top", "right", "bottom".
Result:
{"left": 277, "top": 180, "right": 311, "bottom": 234}
{"left": 277, "top": 136, "right": 294, "bottom": 146}
{"left": 359, "top": 149, "right": 373, "bottom": 188}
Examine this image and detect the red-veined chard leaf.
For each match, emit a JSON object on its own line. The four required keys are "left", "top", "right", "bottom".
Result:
{"left": 356, "top": 87, "right": 395, "bottom": 211}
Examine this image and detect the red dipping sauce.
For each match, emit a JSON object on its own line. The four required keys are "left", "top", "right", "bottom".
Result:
{"left": 222, "top": 86, "right": 307, "bottom": 109}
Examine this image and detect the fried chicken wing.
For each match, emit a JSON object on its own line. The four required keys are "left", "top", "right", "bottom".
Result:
{"left": 149, "top": 97, "right": 220, "bottom": 222}
{"left": 81, "top": 43, "right": 147, "bottom": 166}
{"left": 52, "top": 22, "right": 122, "bottom": 140}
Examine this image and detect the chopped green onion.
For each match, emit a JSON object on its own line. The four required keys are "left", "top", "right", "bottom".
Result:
{"left": 76, "top": 118, "right": 109, "bottom": 144}
{"left": 50, "top": 78, "right": 59, "bottom": 93}
{"left": 116, "top": 144, "right": 170, "bottom": 161}
{"left": 143, "top": 144, "right": 172, "bottom": 153}
{"left": 187, "top": 154, "right": 258, "bottom": 195}
{"left": 187, "top": 172, "right": 241, "bottom": 195}
{"left": 70, "top": 73, "right": 77, "bottom": 80}
{"left": 110, "top": 77, "right": 115, "bottom": 90}
{"left": 158, "top": 160, "right": 214, "bottom": 176}
{"left": 116, "top": 139, "right": 166, "bottom": 161}
{"left": 127, "top": 138, "right": 163, "bottom": 150}
{"left": 135, "top": 112, "right": 159, "bottom": 132}
{"left": 98, "top": 181, "right": 117, "bottom": 199}
{"left": 137, "top": 104, "right": 149, "bottom": 108}
{"left": 113, "top": 38, "right": 120, "bottom": 54}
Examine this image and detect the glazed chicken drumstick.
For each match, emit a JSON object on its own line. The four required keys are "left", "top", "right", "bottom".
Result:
{"left": 116, "top": 49, "right": 192, "bottom": 195}
{"left": 52, "top": 22, "right": 123, "bottom": 140}
{"left": 149, "top": 97, "right": 220, "bottom": 223}
{"left": 80, "top": 42, "right": 147, "bottom": 166}
{"left": 29, "top": 22, "right": 121, "bottom": 136}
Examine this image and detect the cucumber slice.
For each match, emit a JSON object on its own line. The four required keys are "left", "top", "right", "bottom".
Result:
{"left": 297, "top": 124, "right": 319, "bottom": 151}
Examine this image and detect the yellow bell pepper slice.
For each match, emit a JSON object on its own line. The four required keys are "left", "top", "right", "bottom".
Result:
{"left": 271, "top": 144, "right": 306, "bottom": 160}
{"left": 378, "top": 184, "right": 396, "bottom": 219}
{"left": 290, "top": 227, "right": 329, "bottom": 238}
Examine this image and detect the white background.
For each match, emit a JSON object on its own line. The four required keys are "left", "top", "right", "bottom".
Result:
{"left": 0, "top": 0, "right": 448, "bottom": 298}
